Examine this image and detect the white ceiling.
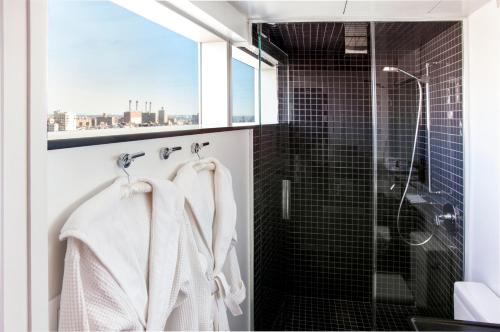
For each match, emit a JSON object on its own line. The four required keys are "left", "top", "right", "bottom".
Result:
{"left": 229, "top": 0, "right": 490, "bottom": 22}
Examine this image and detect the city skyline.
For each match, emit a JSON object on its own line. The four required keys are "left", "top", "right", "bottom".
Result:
{"left": 48, "top": 98, "right": 199, "bottom": 118}
{"left": 47, "top": 108, "right": 200, "bottom": 133}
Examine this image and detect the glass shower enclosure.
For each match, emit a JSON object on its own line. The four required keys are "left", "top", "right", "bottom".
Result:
{"left": 253, "top": 21, "right": 464, "bottom": 331}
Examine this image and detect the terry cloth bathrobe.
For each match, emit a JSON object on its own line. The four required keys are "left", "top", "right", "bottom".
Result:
{"left": 173, "top": 158, "right": 246, "bottom": 331}
{"left": 58, "top": 177, "right": 198, "bottom": 331}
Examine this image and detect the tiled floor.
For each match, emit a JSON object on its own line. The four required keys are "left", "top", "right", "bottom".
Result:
{"left": 376, "top": 303, "right": 416, "bottom": 331}
{"left": 272, "top": 295, "right": 373, "bottom": 331}
{"left": 270, "top": 295, "right": 415, "bottom": 331}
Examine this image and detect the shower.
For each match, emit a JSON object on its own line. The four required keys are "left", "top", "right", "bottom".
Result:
{"left": 382, "top": 66, "right": 435, "bottom": 246}
{"left": 254, "top": 21, "right": 464, "bottom": 331}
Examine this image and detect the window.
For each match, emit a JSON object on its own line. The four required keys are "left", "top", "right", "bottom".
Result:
{"left": 232, "top": 58, "right": 256, "bottom": 124}
{"left": 231, "top": 46, "right": 278, "bottom": 126}
{"left": 231, "top": 48, "right": 259, "bottom": 125}
{"left": 46, "top": 0, "right": 281, "bottom": 146}
{"left": 48, "top": 0, "right": 200, "bottom": 139}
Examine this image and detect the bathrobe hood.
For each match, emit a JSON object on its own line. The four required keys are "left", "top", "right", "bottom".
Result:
{"left": 59, "top": 176, "right": 185, "bottom": 330}
{"left": 173, "top": 158, "right": 237, "bottom": 274}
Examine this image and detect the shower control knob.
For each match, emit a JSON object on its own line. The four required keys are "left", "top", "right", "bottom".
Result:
{"left": 435, "top": 203, "right": 458, "bottom": 236}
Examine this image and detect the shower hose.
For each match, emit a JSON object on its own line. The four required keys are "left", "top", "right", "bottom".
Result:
{"left": 395, "top": 79, "right": 436, "bottom": 246}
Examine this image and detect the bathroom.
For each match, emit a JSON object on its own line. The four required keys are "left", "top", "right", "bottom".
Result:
{"left": 1, "top": 0, "right": 500, "bottom": 331}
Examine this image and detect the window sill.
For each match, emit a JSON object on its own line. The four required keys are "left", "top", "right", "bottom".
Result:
{"left": 47, "top": 125, "right": 258, "bottom": 150}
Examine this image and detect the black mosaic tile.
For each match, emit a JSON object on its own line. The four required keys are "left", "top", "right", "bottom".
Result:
{"left": 286, "top": 51, "right": 373, "bottom": 303}
{"left": 276, "top": 295, "right": 373, "bottom": 331}
{"left": 253, "top": 21, "right": 463, "bottom": 332}
{"left": 253, "top": 124, "right": 288, "bottom": 330}
{"left": 375, "top": 22, "right": 464, "bottom": 326}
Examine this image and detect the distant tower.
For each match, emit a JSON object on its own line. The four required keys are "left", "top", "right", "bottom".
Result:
{"left": 158, "top": 106, "right": 167, "bottom": 125}
{"left": 128, "top": 99, "right": 131, "bottom": 112}
{"left": 149, "top": 102, "right": 152, "bottom": 112}
{"left": 135, "top": 100, "right": 138, "bottom": 112}
{"left": 145, "top": 101, "right": 148, "bottom": 112}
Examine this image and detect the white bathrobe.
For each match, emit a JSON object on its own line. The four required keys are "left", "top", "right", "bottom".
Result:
{"left": 173, "top": 158, "right": 246, "bottom": 331}
{"left": 58, "top": 177, "right": 198, "bottom": 331}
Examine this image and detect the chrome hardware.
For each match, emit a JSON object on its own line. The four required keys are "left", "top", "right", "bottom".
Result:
{"left": 435, "top": 203, "right": 458, "bottom": 235}
{"left": 191, "top": 142, "right": 209, "bottom": 159}
{"left": 282, "top": 180, "right": 290, "bottom": 220}
{"left": 117, "top": 151, "right": 145, "bottom": 183}
{"left": 425, "top": 62, "right": 446, "bottom": 195}
{"left": 159, "top": 146, "right": 182, "bottom": 160}
{"left": 117, "top": 151, "right": 145, "bottom": 169}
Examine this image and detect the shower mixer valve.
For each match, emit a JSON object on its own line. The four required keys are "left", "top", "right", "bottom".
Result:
{"left": 435, "top": 203, "right": 458, "bottom": 236}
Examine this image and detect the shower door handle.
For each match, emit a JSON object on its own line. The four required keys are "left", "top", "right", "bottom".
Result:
{"left": 282, "top": 180, "right": 290, "bottom": 220}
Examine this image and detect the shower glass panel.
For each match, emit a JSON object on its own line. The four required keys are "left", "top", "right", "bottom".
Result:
{"left": 253, "top": 21, "right": 464, "bottom": 331}
{"left": 255, "top": 22, "right": 376, "bottom": 331}
{"left": 254, "top": 24, "right": 290, "bottom": 330}
{"left": 373, "top": 22, "right": 464, "bottom": 330}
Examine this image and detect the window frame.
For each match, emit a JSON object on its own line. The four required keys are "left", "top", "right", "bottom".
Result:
{"left": 44, "top": 0, "right": 280, "bottom": 149}
{"left": 231, "top": 47, "right": 260, "bottom": 126}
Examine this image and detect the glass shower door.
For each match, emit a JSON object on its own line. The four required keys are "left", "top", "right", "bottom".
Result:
{"left": 372, "top": 21, "right": 465, "bottom": 331}
{"left": 253, "top": 24, "right": 291, "bottom": 330}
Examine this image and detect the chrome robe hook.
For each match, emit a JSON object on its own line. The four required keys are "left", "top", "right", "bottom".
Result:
{"left": 191, "top": 142, "right": 209, "bottom": 159}
{"left": 117, "top": 151, "right": 145, "bottom": 183}
{"left": 159, "top": 146, "right": 182, "bottom": 160}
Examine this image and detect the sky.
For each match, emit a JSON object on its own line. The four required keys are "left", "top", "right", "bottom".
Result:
{"left": 232, "top": 59, "right": 255, "bottom": 119}
{"left": 48, "top": 0, "right": 200, "bottom": 116}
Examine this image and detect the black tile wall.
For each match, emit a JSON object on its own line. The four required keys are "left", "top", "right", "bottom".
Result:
{"left": 415, "top": 22, "right": 464, "bottom": 318}
{"left": 253, "top": 21, "right": 464, "bottom": 332}
{"left": 374, "top": 46, "right": 423, "bottom": 331}
{"left": 375, "top": 22, "right": 463, "bottom": 327}
{"left": 375, "top": 22, "right": 455, "bottom": 52}
{"left": 254, "top": 45, "right": 376, "bottom": 330}
{"left": 253, "top": 31, "right": 291, "bottom": 330}
{"left": 253, "top": 124, "right": 288, "bottom": 330}
{"left": 286, "top": 50, "right": 373, "bottom": 302}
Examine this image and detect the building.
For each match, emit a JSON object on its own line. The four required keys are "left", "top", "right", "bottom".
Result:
{"left": 75, "top": 116, "right": 91, "bottom": 129}
{"left": 123, "top": 111, "right": 141, "bottom": 125}
{"left": 47, "top": 118, "right": 59, "bottom": 132}
{"left": 158, "top": 108, "right": 167, "bottom": 125}
{"left": 191, "top": 114, "right": 199, "bottom": 125}
{"left": 53, "top": 111, "right": 76, "bottom": 131}
{"left": 93, "top": 113, "right": 118, "bottom": 128}
{"left": 141, "top": 112, "right": 156, "bottom": 124}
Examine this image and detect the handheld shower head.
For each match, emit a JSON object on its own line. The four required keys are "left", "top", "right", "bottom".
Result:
{"left": 382, "top": 66, "right": 399, "bottom": 72}
{"left": 382, "top": 66, "right": 421, "bottom": 82}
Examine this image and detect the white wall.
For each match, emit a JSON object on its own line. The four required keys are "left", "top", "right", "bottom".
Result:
{"left": 261, "top": 67, "right": 279, "bottom": 125}
{"left": 47, "top": 129, "right": 253, "bottom": 331}
{"left": 201, "top": 42, "right": 230, "bottom": 128}
{"left": 1, "top": 0, "right": 30, "bottom": 330}
{"left": 190, "top": 1, "right": 250, "bottom": 42}
{"left": 465, "top": 0, "right": 500, "bottom": 296}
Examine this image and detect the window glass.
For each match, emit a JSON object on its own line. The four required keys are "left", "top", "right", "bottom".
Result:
{"left": 48, "top": 0, "right": 199, "bottom": 138}
{"left": 232, "top": 58, "right": 256, "bottom": 124}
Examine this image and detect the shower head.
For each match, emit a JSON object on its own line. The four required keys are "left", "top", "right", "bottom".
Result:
{"left": 382, "top": 66, "right": 399, "bottom": 72}
{"left": 382, "top": 66, "right": 422, "bottom": 82}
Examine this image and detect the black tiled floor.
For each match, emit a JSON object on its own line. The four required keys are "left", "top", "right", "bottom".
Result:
{"left": 376, "top": 303, "right": 416, "bottom": 331}
{"left": 273, "top": 295, "right": 373, "bottom": 331}
{"left": 271, "top": 295, "right": 416, "bottom": 331}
